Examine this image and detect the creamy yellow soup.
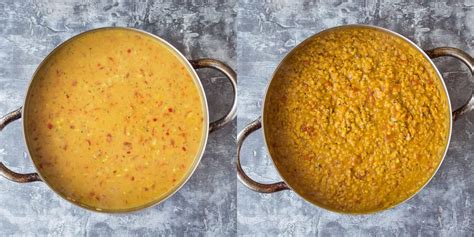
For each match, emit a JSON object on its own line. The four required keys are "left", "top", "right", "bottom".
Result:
{"left": 24, "top": 28, "right": 206, "bottom": 211}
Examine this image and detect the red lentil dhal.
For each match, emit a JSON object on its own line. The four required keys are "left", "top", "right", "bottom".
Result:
{"left": 264, "top": 27, "right": 450, "bottom": 213}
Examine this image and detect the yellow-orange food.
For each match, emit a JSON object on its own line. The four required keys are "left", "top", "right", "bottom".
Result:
{"left": 25, "top": 28, "right": 206, "bottom": 211}
{"left": 264, "top": 27, "right": 450, "bottom": 213}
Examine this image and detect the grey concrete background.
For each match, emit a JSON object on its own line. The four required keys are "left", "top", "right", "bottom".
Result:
{"left": 237, "top": 0, "right": 474, "bottom": 236}
{"left": 1, "top": 0, "right": 473, "bottom": 236}
{"left": 0, "top": 0, "right": 236, "bottom": 236}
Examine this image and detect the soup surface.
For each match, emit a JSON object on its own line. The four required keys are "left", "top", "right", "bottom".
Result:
{"left": 25, "top": 28, "right": 206, "bottom": 211}
{"left": 264, "top": 27, "right": 450, "bottom": 213}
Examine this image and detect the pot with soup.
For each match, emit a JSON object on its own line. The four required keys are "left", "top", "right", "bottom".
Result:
{"left": 237, "top": 25, "right": 473, "bottom": 214}
{"left": 0, "top": 27, "right": 236, "bottom": 213}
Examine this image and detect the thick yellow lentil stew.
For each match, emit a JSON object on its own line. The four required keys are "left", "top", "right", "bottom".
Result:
{"left": 264, "top": 27, "right": 450, "bottom": 213}
{"left": 24, "top": 29, "right": 206, "bottom": 211}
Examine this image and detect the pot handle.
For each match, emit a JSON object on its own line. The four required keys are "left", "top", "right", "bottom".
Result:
{"left": 190, "top": 59, "right": 237, "bottom": 133}
{"left": 237, "top": 117, "right": 290, "bottom": 193}
{"left": 0, "top": 107, "right": 41, "bottom": 183}
{"left": 426, "top": 47, "right": 474, "bottom": 121}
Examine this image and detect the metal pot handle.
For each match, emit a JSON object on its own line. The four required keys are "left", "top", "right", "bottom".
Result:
{"left": 0, "top": 107, "right": 41, "bottom": 183}
{"left": 237, "top": 116, "right": 289, "bottom": 193}
{"left": 190, "top": 59, "right": 237, "bottom": 133}
{"left": 426, "top": 47, "right": 474, "bottom": 121}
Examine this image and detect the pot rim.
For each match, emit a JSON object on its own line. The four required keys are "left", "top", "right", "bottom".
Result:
{"left": 21, "top": 26, "right": 210, "bottom": 213}
{"left": 259, "top": 24, "right": 453, "bottom": 214}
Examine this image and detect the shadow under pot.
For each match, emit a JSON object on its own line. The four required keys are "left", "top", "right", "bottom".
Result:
{"left": 237, "top": 24, "right": 473, "bottom": 214}
{"left": 0, "top": 27, "right": 236, "bottom": 213}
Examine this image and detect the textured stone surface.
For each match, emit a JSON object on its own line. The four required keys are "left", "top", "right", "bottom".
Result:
{"left": 2, "top": 0, "right": 474, "bottom": 235}
{"left": 237, "top": 0, "right": 473, "bottom": 236}
{"left": 0, "top": 0, "right": 236, "bottom": 236}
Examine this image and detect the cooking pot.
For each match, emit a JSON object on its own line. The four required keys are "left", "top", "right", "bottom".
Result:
{"left": 0, "top": 27, "right": 236, "bottom": 212}
{"left": 237, "top": 24, "right": 473, "bottom": 213}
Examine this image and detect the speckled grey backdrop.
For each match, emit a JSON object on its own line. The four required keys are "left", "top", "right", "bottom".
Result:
{"left": 2, "top": 0, "right": 473, "bottom": 236}
{"left": 0, "top": 0, "right": 236, "bottom": 236}
{"left": 237, "top": 0, "right": 473, "bottom": 236}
